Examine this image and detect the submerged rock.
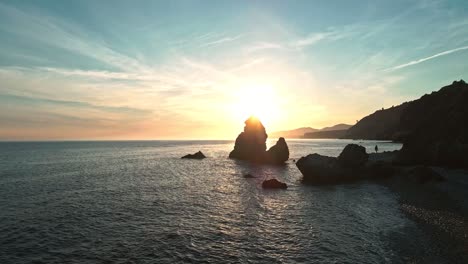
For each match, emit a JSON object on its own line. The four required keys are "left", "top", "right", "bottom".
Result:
{"left": 243, "top": 173, "right": 255, "bottom": 178}
{"left": 181, "top": 151, "right": 206, "bottom": 159}
{"left": 262, "top": 179, "right": 288, "bottom": 189}
{"left": 229, "top": 116, "right": 289, "bottom": 164}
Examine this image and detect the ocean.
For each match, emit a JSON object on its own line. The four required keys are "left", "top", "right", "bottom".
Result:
{"left": 0, "top": 139, "right": 426, "bottom": 263}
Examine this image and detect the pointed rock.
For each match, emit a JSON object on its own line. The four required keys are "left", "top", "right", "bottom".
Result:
{"left": 266, "top": 137, "right": 289, "bottom": 164}
{"left": 229, "top": 116, "right": 289, "bottom": 164}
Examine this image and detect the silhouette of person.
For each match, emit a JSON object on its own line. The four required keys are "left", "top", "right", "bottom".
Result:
{"left": 375, "top": 145, "right": 378, "bottom": 153}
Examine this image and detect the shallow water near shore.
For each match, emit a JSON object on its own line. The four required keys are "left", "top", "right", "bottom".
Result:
{"left": 0, "top": 139, "right": 438, "bottom": 263}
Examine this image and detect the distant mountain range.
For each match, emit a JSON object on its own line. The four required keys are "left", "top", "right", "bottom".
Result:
{"left": 270, "top": 124, "right": 351, "bottom": 139}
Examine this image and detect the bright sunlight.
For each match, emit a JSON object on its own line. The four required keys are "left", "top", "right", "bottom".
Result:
{"left": 230, "top": 84, "right": 281, "bottom": 128}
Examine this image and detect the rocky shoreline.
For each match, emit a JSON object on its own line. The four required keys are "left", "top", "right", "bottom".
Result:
{"left": 294, "top": 142, "right": 467, "bottom": 261}
{"left": 382, "top": 167, "right": 468, "bottom": 263}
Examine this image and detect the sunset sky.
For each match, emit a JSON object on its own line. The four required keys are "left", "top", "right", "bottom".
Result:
{"left": 1, "top": 0, "right": 467, "bottom": 140}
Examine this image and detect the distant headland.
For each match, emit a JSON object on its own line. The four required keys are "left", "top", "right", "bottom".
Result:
{"left": 271, "top": 80, "right": 468, "bottom": 168}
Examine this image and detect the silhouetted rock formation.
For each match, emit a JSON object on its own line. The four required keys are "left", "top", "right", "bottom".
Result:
{"left": 181, "top": 151, "right": 206, "bottom": 159}
{"left": 229, "top": 116, "right": 289, "bottom": 164}
{"left": 266, "top": 137, "right": 289, "bottom": 164}
{"left": 337, "top": 144, "right": 368, "bottom": 167}
{"left": 229, "top": 116, "right": 267, "bottom": 162}
{"left": 296, "top": 144, "right": 394, "bottom": 184}
{"left": 262, "top": 179, "right": 288, "bottom": 189}
{"left": 296, "top": 154, "right": 345, "bottom": 184}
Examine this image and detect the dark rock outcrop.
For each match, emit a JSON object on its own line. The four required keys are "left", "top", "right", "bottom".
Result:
{"left": 181, "top": 151, "right": 206, "bottom": 159}
{"left": 296, "top": 154, "right": 346, "bottom": 184}
{"left": 297, "top": 144, "right": 393, "bottom": 184}
{"left": 337, "top": 144, "right": 368, "bottom": 167}
{"left": 229, "top": 116, "right": 267, "bottom": 162}
{"left": 262, "top": 179, "right": 288, "bottom": 189}
{"left": 229, "top": 116, "right": 289, "bottom": 164}
{"left": 266, "top": 137, "right": 289, "bottom": 164}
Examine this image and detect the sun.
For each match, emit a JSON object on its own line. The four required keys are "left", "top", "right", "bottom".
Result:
{"left": 231, "top": 84, "right": 280, "bottom": 128}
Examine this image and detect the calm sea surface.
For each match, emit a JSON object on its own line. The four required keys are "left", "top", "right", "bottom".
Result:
{"left": 0, "top": 139, "right": 426, "bottom": 263}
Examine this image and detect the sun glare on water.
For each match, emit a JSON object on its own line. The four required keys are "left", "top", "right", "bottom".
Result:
{"left": 231, "top": 84, "right": 281, "bottom": 128}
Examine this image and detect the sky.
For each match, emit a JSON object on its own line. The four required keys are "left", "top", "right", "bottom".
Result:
{"left": 0, "top": 0, "right": 467, "bottom": 140}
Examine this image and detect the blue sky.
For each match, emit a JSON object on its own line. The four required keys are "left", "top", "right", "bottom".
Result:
{"left": 1, "top": 0, "right": 467, "bottom": 140}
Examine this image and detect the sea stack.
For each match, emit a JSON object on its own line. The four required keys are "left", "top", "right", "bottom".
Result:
{"left": 229, "top": 116, "right": 289, "bottom": 164}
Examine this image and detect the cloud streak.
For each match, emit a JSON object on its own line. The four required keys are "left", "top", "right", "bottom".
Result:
{"left": 200, "top": 34, "right": 242, "bottom": 47}
{"left": 385, "top": 45, "right": 468, "bottom": 71}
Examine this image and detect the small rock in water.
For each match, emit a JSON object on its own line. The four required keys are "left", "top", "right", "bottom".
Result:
{"left": 243, "top": 173, "right": 255, "bottom": 178}
{"left": 262, "top": 179, "right": 288, "bottom": 189}
{"left": 181, "top": 151, "right": 206, "bottom": 159}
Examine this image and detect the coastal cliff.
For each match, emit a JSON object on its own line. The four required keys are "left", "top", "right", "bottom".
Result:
{"left": 344, "top": 80, "right": 468, "bottom": 143}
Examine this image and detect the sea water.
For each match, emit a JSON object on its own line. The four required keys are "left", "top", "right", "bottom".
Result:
{"left": 1, "top": 139, "right": 424, "bottom": 263}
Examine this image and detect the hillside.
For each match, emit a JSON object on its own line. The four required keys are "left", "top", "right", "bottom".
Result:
{"left": 271, "top": 124, "right": 351, "bottom": 139}
{"left": 397, "top": 80, "right": 468, "bottom": 167}
{"left": 269, "top": 127, "right": 318, "bottom": 138}
{"left": 345, "top": 80, "right": 468, "bottom": 143}
{"left": 303, "top": 129, "right": 348, "bottom": 139}
{"left": 344, "top": 104, "right": 408, "bottom": 140}
{"left": 320, "top": 124, "right": 352, "bottom": 131}
{"left": 342, "top": 80, "right": 467, "bottom": 167}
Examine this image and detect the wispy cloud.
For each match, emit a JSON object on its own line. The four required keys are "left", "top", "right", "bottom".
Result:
{"left": 200, "top": 34, "right": 242, "bottom": 47}
{"left": 291, "top": 32, "right": 335, "bottom": 48}
{"left": 0, "top": 93, "right": 151, "bottom": 115}
{"left": 384, "top": 45, "right": 468, "bottom": 71}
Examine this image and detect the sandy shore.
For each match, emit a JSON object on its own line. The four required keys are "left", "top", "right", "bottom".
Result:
{"left": 382, "top": 167, "right": 468, "bottom": 263}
